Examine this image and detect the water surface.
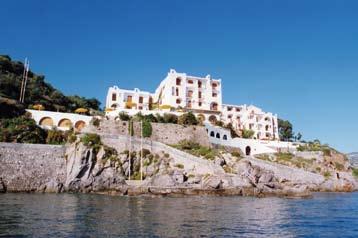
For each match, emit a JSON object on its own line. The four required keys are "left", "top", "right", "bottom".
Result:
{"left": 1, "top": 193, "right": 357, "bottom": 237}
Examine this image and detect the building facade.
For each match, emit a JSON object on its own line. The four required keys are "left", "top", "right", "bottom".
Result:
{"left": 105, "top": 69, "right": 279, "bottom": 141}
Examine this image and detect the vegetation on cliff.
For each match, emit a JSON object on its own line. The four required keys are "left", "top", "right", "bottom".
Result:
{"left": 0, "top": 113, "right": 77, "bottom": 145}
{"left": 0, "top": 55, "right": 100, "bottom": 113}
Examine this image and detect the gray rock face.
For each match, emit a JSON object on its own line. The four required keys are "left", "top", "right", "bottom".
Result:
{"left": 65, "top": 143, "right": 126, "bottom": 193}
{"left": 149, "top": 174, "right": 176, "bottom": 187}
{"left": 0, "top": 178, "right": 6, "bottom": 193}
{"left": 202, "top": 176, "right": 223, "bottom": 189}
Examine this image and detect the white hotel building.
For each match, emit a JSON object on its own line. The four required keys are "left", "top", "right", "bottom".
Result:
{"left": 106, "top": 69, "right": 279, "bottom": 141}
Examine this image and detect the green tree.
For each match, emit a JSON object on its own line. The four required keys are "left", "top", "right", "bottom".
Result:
{"left": 178, "top": 112, "right": 198, "bottom": 126}
{"left": 278, "top": 119, "right": 293, "bottom": 141}
{"left": 142, "top": 120, "right": 152, "bottom": 138}
{"left": 242, "top": 129, "right": 255, "bottom": 139}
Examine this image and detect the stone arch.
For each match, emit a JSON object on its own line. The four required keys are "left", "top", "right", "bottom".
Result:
{"left": 208, "top": 115, "right": 217, "bottom": 124}
{"left": 216, "top": 132, "right": 220, "bottom": 139}
{"left": 197, "top": 113, "right": 205, "bottom": 122}
{"left": 210, "top": 131, "right": 215, "bottom": 137}
{"left": 39, "top": 117, "right": 54, "bottom": 127}
{"left": 223, "top": 135, "right": 227, "bottom": 140}
{"left": 245, "top": 146, "right": 251, "bottom": 156}
{"left": 58, "top": 118, "right": 73, "bottom": 129}
{"left": 75, "top": 120, "right": 86, "bottom": 131}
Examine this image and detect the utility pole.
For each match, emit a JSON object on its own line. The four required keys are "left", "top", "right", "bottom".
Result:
{"left": 140, "top": 120, "right": 143, "bottom": 181}
{"left": 19, "top": 58, "right": 29, "bottom": 103}
{"left": 128, "top": 119, "right": 132, "bottom": 181}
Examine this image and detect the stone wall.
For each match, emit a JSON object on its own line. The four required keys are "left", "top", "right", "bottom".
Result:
{"left": 0, "top": 143, "right": 66, "bottom": 192}
{"left": 84, "top": 118, "right": 211, "bottom": 147}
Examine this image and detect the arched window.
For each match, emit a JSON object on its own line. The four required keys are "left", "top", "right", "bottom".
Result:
{"left": 75, "top": 120, "right": 86, "bottom": 131}
{"left": 39, "top": 117, "right": 54, "bottom": 127}
{"left": 208, "top": 115, "right": 217, "bottom": 124}
{"left": 210, "top": 102, "right": 218, "bottom": 111}
{"left": 245, "top": 146, "right": 251, "bottom": 156}
{"left": 210, "top": 131, "right": 215, "bottom": 137}
{"left": 176, "top": 77, "right": 181, "bottom": 86}
{"left": 223, "top": 135, "right": 227, "bottom": 140}
{"left": 216, "top": 133, "right": 220, "bottom": 139}
{"left": 176, "top": 98, "right": 181, "bottom": 104}
{"left": 58, "top": 118, "right": 72, "bottom": 129}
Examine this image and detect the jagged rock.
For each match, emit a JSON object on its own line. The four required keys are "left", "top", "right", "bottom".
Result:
{"left": 202, "top": 175, "right": 223, "bottom": 189}
{"left": 214, "top": 157, "right": 226, "bottom": 166}
{"left": 172, "top": 170, "right": 184, "bottom": 184}
{"left": 258, "top": 172, "right": 274, "bottom": 184}
{"left": 64, "top": 142, "right": 126, "bottom": 193}
{"left": 149, "top": 174, "right": 176, "bottom": 187}
{"left": 186, "top": 175, "right": 202, "bottom": 184}
{"left": 0, "top": 178, "right": 6, "bottom": 193}
{"left": 41, "top": 179, "right": 64, "bottom": 193}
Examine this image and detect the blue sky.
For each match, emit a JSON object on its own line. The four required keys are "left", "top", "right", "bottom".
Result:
{"left": 1, "top": 0, "right": 358, "bottom": 152}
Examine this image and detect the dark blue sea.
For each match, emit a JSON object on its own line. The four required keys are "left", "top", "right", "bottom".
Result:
{"left": 0, "top": 192, "right": 357, "bottom": 237}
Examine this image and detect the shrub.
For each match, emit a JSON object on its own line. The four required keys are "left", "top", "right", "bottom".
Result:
{"left": 352, "top": 168, "right": 358, "bottom": 178}
{"left": 119, "top": 112, "right": 131, "bottom": 121}
{"left": 334, "top": 162, "right": 344, "bottom": 171}
{"left": 215, "top": 120, "right": 224, "bottom": 127}
{"left": 143, "top": 114, "right": 157, "bottom": 123}
{"left": 242, "top": 129, "right": 255, "bottom": 139}
{"left": 68, "top": 134, "right": 77, "bottom": 143}
{"left": 323, "top": 171, "right": 331, "bottom": 178}
{"left": 0, "top": 116, "right": 47, "bottom": 144}
{"left": 225, "top": 123, "right": 239, "bottom": 138}
{"left": 175, "top": 163, "right": 184, "bottom": 169}
{"left": 155, "top": 113, "right": 165, "bottom": 123}
{"left": 46, "top": 130, "right": 66, "bottom": 145}
{"left": 178, "top": 140, "right": 200, "bottom": 150}
{"left": 163, "top": 113, "right": 178, "bottom": 124}
{"left": 142, "top": 120, "right": 152, "bottom": 138}
{"left": 178, "top": 112, "right": 198, "bottom": 126}
{"left": 164, "top": 153, "right": 170, "bottom": 158}
{"left": 231, "top": 151, "right": 241, "bottom": 158}
{"left": 91, "top": 117, "right": 100, "bottom": 127}
{"left": 81, "top": 133, "right": 101, "bottom": 147}
{"left": 141, "top": 148, "right": 151, "bottom": 158}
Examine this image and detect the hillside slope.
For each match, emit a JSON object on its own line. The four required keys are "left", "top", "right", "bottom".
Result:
{"left": 0, "top": 55, "right": 100, "bottom": 112}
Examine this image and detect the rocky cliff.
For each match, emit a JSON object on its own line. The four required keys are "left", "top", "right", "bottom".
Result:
{"left": 1, "top": 138, "right": 357, "bottom": 197}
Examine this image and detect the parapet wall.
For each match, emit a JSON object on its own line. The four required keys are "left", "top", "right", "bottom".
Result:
{"left": 0, "top": 143, "right": 66, "bottom": 192}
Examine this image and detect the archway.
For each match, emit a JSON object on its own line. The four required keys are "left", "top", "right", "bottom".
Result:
{"left": 208, "top": 115, "right": 217, "bottom": 124}
{"left": 216, "top": 133, "right": 220, "bottom": 139}
{"left": 210, "top": 131, "right": 215, "bottom": 137}
{"left": 223, "top": 135, "right": 227, "bottom": 140}
{"left": 75, "top": 120, "right": 86, "bottom": 131}
{"left": 39, "top": 117, "right": 54, "bottom": 127}
{"left": 197, "top": 114, "right": 205, "bottom": 123}
{"left": 58, "top": 118, "right": 72, "bottom": 129}
{"left": 245, "top": 146, "right": 251, "bottom": 156}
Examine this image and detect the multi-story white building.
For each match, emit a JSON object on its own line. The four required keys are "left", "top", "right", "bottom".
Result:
{"left": 105, "top": 69, "right": 279, "bottom": 141}
{"left": 221, "top": 104, "right": 279, "bottom": 140}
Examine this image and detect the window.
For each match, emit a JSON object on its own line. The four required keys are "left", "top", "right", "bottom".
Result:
{"left": 212, "top": 92, "right": 217, "bottom": 97}
{"left": 139, "top": 96, "right": 143, "bottom": 103}
{"left": 210, "top": 131, "right": 215, "bottom": 137}
{"left": 223, "top": 135, "right": 227, "bottom": 140}
{"left": 227, "top": 106, "right": 232, "bottom": 111}
{"left": 127, "top": 95, "right": 132, "bottom": 102}
{"left": 216, "top": 133, "right": 220, "bottom": 139}
{"left": 176, "top": 99, "right": 181, "bottom": 104}
{"left": 176, "top": 77, "right": 181, "bottom": 85}
{"left": 228, "top": 115, "right": 232, "bottom": 119}
{"left": 172, "top": 87, "right": 175, "bottom": 96}
{"left": 176, "top": 88, "right": 179, "bottom": 96}
{"left": 198, "top": 80, "right": 202, "bottom": 88}
{"left": 138, "top": 106, "right": 143, "bottom": 110}
{"left": 198, "top": 102, "right": 202, "bottom": 107}
{"left": 212, "top": 82, "right": 217, "bottom": 88}
{"left": 187, "top": 90, "right": 193, "bottom": 97}
{"left": 187, "top": 100, "right": 192, "bottom": 108}
{"left": 112, "top": 93, "right": 117, "bottom": 101}
{"left": 198, "top": 91, "right": 202, "bottom": 98}
{"left": 188, "top": 79, "right": 193, "bottom": 84}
